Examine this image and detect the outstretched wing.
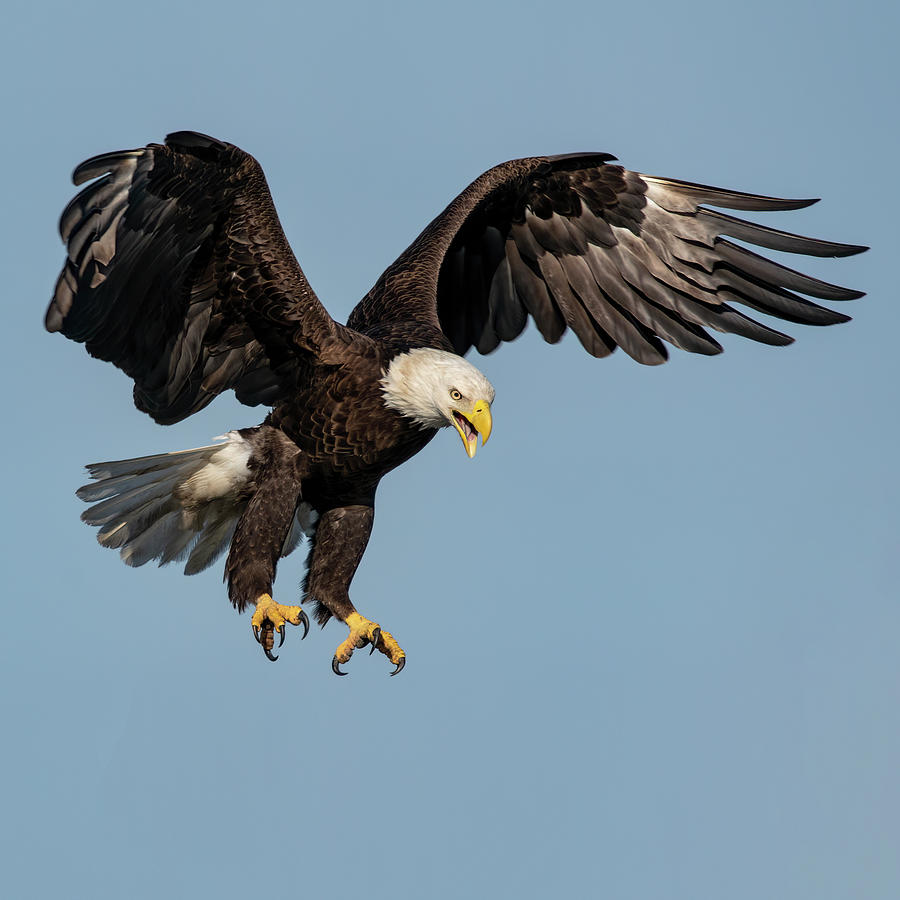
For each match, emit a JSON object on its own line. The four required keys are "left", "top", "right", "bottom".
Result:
{"left": 47, "top": 131, "right": 349, "bottom": 424}
{"left": 348, "top": 154, "right": 865, "bottom": 363}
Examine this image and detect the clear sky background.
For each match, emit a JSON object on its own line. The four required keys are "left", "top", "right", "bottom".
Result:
{"left": 1, "top": 1, "right": 896, "bottom": 897}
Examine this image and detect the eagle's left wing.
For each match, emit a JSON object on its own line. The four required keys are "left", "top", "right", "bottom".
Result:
{"left": 48, "top": 131, "right": 352, "bottom": 424}
{"left": 348, "top": 154, "right": 865, "bottom": 362}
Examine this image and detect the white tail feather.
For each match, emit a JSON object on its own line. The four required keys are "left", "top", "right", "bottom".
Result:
{"left": 79, "top": 431, "right": 313, "bottom": 574}
{"left": 80, "top": 433, "right": 253, "bottom": 573}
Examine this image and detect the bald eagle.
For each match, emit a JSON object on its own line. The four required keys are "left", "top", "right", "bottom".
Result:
{"left": 47, "top": 131, "right": 865, "bottom": 674}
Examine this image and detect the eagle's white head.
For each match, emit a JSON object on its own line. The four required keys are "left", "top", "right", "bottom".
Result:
{"left": 381, "top": 348, "right": 495, "bottom": 458}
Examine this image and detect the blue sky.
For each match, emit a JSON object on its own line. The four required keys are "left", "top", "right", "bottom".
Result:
{"left": 2, "top": 1, "right": 897, "bottom": 897}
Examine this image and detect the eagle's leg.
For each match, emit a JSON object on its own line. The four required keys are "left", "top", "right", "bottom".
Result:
{"left": 304, "top": 504, "right": 406, "bottom": 675}
{"left": 225, "top": 435, "right": 308, "bottom": 662}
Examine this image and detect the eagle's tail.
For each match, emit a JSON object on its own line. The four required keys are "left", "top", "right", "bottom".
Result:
{"left": 76, "top": 431, "right": 306, "bottom": 575}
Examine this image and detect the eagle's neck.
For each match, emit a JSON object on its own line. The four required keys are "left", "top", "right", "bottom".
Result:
{"left": 380, "top": 349, "right": 452, "bottom": 428}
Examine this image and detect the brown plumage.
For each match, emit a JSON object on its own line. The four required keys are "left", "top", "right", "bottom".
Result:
{"left": 47, "top": 131, "right": 865, "bottom": 672}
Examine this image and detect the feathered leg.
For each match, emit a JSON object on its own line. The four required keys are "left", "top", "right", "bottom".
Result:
{"left": 304, "top": 505, "right": 405, "bottom": 675}
{"left": 225, "top": 433, "right": 308, "bottom": 661}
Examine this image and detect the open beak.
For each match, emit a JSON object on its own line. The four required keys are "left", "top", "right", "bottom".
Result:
{"left": 450, "top": 400, "right": 493, "bottom": 459}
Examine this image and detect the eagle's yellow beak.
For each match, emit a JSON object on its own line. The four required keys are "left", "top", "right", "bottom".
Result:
{"left": 451, "top": 400, "right": 493, "bottom": 459}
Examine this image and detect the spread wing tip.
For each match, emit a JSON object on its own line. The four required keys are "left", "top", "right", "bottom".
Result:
{"left": 72, "top": 150, "right": 142, "bottom": 186}
{"left": 831, "top": 243, "right": 869, "bottom": 258}
{"left": 642, "top": 175, "right": 823, "bottom": 212}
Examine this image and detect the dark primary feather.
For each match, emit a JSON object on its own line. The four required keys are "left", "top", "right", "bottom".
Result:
{"left": 47, "top": 131, "right": 349, "bottom": 424}
{"left": 349, "top": 157, "right": 866, "bottom": 363}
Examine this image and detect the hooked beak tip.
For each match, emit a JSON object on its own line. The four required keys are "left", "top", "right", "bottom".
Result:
{"left": 453, "top": 400, "right": 492, "bottom": 458}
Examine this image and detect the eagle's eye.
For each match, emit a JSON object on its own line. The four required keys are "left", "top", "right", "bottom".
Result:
{"left": 449, "top": 389, "right": 462, "bottom": 401}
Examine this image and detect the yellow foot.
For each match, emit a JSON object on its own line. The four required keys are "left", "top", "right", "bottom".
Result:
{"left": 332, "top": 611, "right": 406, "bottom": 677}
{"left": 250, "top": 594, "right": 309, "bottom": 662}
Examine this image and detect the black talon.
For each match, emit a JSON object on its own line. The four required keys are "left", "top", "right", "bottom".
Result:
{"left": 299, "top": 610, "right": 310, "bottom": 640}
{"left": 390, "top": 657, "right": 406, "bottom": 677}
{"left": 252, "top": 625, "right": 261, "bottom": 644}
{"left": 264, "top": 648, "right": 279, "bottom": 662}
{"left": 277, "top": 625, "right": 285, "bottom": 648}
{"left": 369, "top": 627, "right": 381, "bottom": 655}
{"left": 332, "top": 656, "right": 347, "bottom": 676}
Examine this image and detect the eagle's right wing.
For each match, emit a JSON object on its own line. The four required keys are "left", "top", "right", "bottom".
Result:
{"left": 349, "top": 154, "right": 866, "bottom": 363}
{"left": 47, "top": 131, "right": 352, "bottom": 424}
